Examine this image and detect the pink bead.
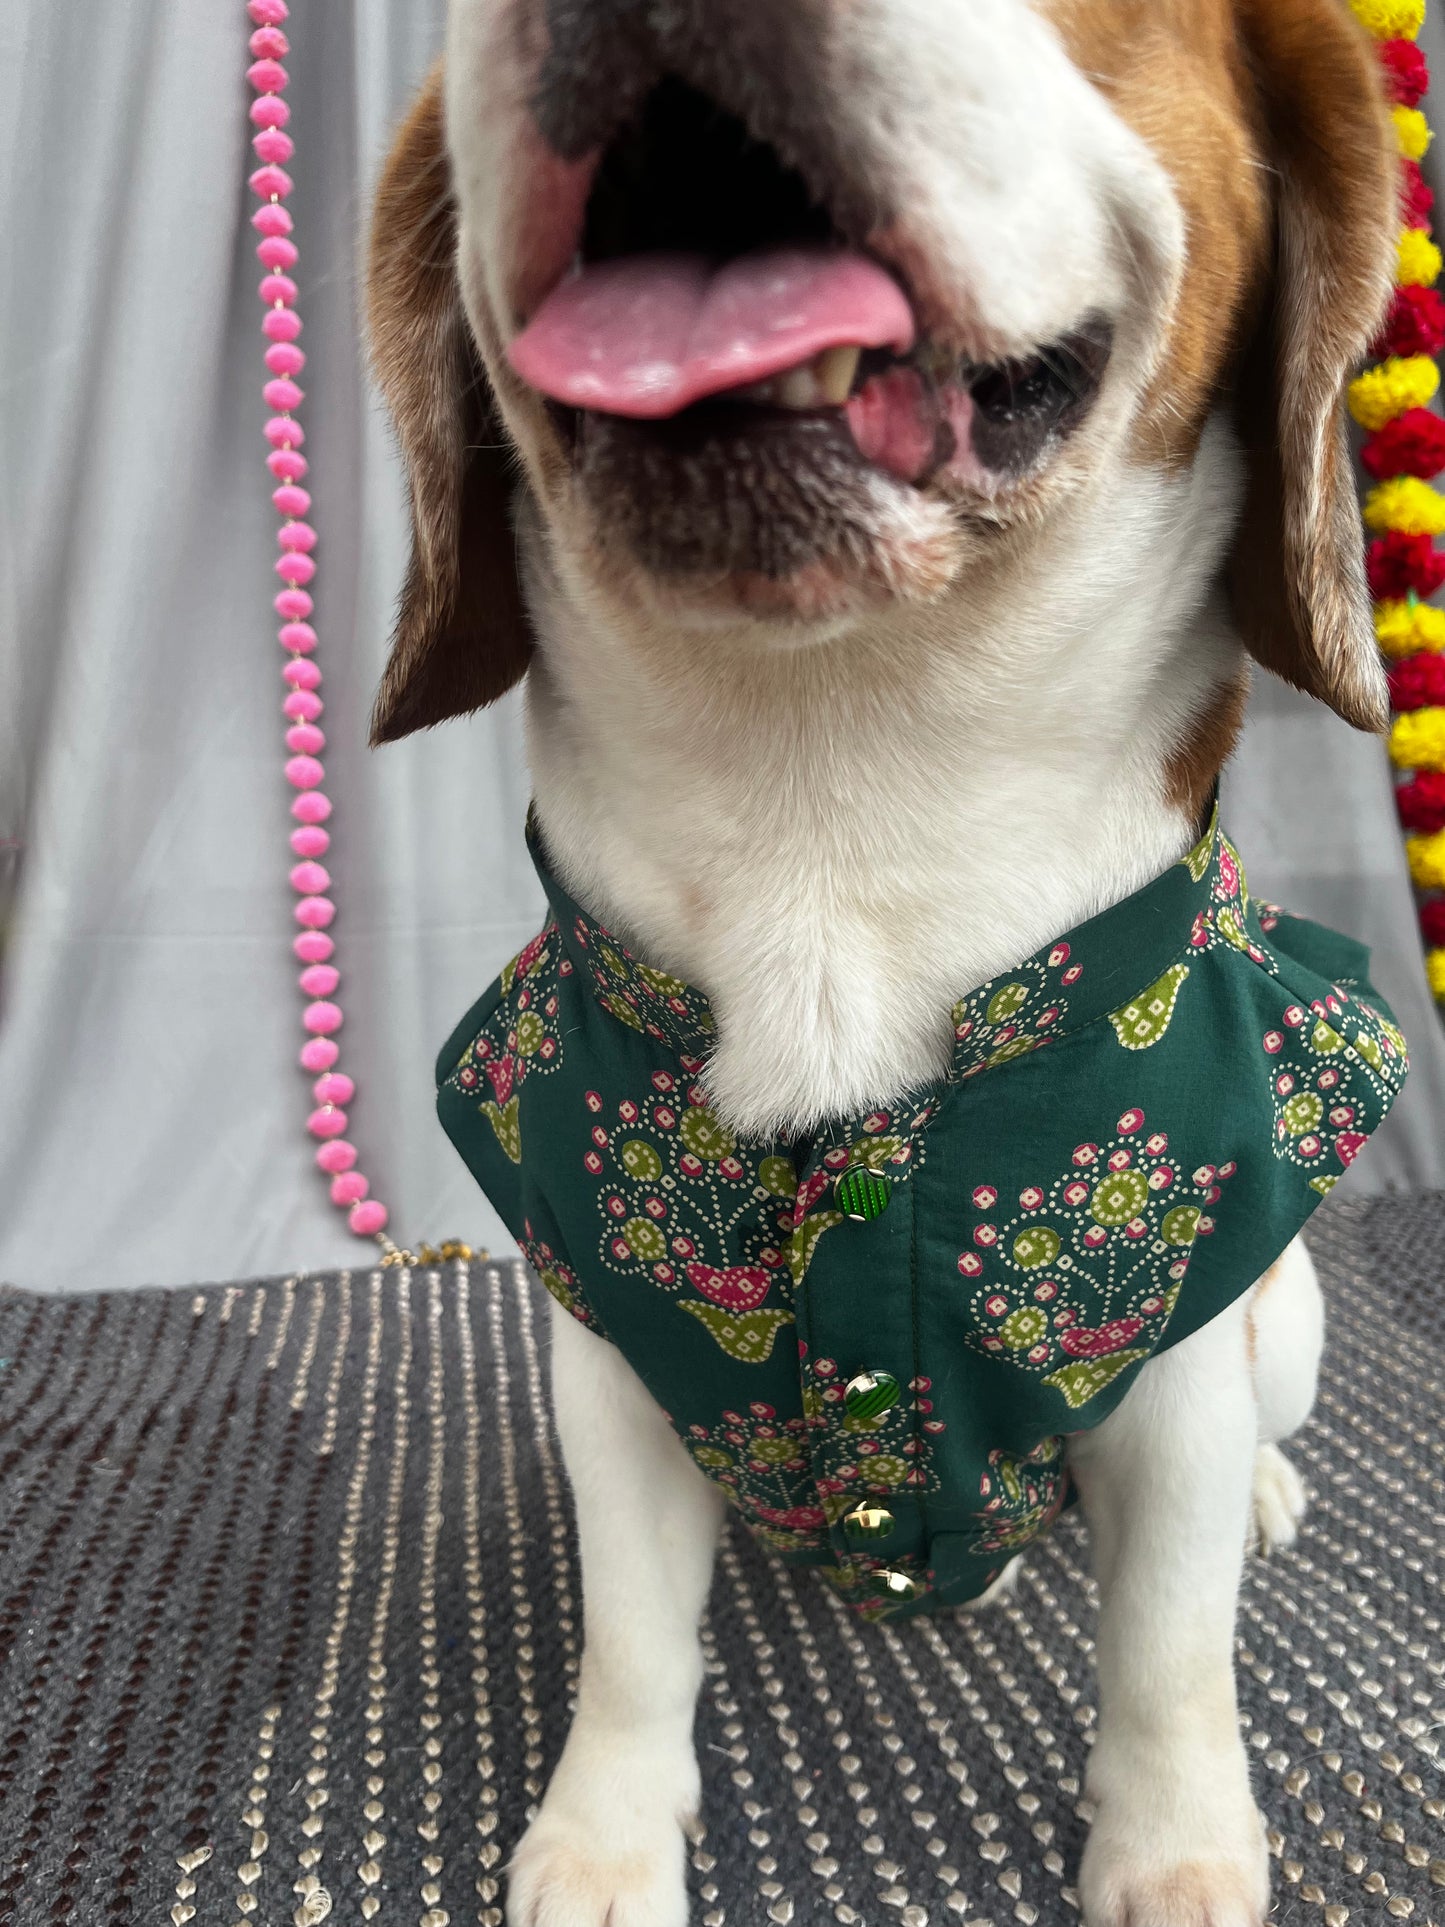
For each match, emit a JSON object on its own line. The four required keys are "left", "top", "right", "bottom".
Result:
{"left": 263, "top": 309, "right": 302, "bottom": 343}
{"left": 248, "top": 0, "right": 289, "bottom": 24}
{"left": 252, "top": 204, "right": 293, "bottom": 239}
{"left": 274, "top": 588, "right": 313, "bottom": 620}
{"left": 286, "top": 722, "right": 325, "bottom": 755}
{"left": 291, "top": 790, "right": 331, "bottom": 824}
{"left": 279, "top": 619, "right": 317, "bottom": 651}
{"left": 278, "top": 519, "right": 317, "bottom": 552}
{"left": 259, "top": 272, "right": 298, "bottom": 305}
{"left": 252, "top": 128, "right": 294, "bottom": 165}
{"left": 331, "top": 1173, "right": 369, "bottom": 1206}
{"left": 272, "top": 483, "right": 311, "bottom": 517}
{"left": 300, "top": 1036, "right": 338, "bottom": 1072}
{"left": 248, "top": 26, "right": 290, "bottom": 58}
{"left": 294, "top": 928, "right": 334, "bottom": 962}
{"left": 304, "top": 1000, "right": 343, "bottom": 1036}
{"left": 283, "top": 659, "right": 323, "bottom": 690}
{"left": 268, "top": 448, "right": 308, "bottom": 482}
{"left": 284, "top": 689, "right": 323, "bottom": 721}
{"left": 265, "top": 342, "right": 305, "bottom": 377}
{"left": 290, "top": 859, "right": 330, "bottom": 893}
{"left": 313, "top": 1071, "right": 353, "bottom": 1104}
{"left": 290, "top": 823, "right": 329, "bottom": 857}
{"left": 307, "top": 1105, "right": 348, "bottom": 1140}
{"left": 246, "top": 58, "right": 288, "bottom": 93}
{"left": 316, "top": 1138, "right": 356, "bottom": 1174}
{"left": 294, "top": 895, "right": 335, "bottom": 929}
{"left": 349, "top": 1201, "right": 388, "bottom": 1237}
{"left": 302, "top": 966, "right": 342, "bottom": 1000}
{"left": 249, "top": 163, "right": 293, "bottom": 199}
{"left": 256, "top": 231, "right": 298, "bottom": 268}
{"left": 263, "top": 375, "right": 303, "bottom": 409}
{"left": 264, "top": 414, "right": 305, "bottom": 448}
{"left": 286, "top": 753, "right": 324, "bottom": 789}
{"left": 276, "top": 552, "right": 315, "bottom": 585}
{"left": 249, "top": 94, "right": 290, "bottom": 129}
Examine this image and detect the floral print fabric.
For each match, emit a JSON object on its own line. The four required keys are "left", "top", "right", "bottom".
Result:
{"left": 436, "top": 812, "right": 1407, "bottom": 1618}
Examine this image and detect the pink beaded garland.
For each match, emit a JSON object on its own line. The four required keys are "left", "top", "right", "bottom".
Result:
{"left": 300, "top": 962, "right": 341, "bottom": 997}
{"left": 250, "top": 0, "right": 405, "bottom": 1255}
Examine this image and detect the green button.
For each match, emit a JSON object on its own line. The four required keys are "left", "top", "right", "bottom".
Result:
{"left": 843, "top": 1370, "right": 901, "bottom": 1421}
{"left": 834, "top": 1167, "right": 892, "bottom": 1220}
{"left": 843, "top": 1502, "right": 895, "bottom": 1543}
{"left": 874, "top": 1568, "right": 923, "bottom": 1604}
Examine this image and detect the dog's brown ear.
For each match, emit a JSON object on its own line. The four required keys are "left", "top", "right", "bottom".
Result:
{"left": 367, "top": 65, "right": 532, "bottom": 745}
{"left": 1227, "top": 0, "right": 1397, "bottom": 733}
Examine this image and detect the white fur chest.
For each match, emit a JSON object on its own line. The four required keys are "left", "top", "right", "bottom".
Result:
{"left": 523, "top": 425, "right": 1245, "bottom": 1137}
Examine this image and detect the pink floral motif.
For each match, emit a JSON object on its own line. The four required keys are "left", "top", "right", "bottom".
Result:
{"left": 1059, "top": 1317, "right": 1145, "bottom": 1358}
{"left": 685, "top": 1263, "right": 774, "bottom": 1312}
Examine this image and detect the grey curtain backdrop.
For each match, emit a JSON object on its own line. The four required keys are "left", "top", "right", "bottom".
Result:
{"left": 2, "top": 0, "right": 1444, "bottom": 1293}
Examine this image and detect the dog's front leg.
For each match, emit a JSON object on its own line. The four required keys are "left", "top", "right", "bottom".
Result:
{"left": 508, "top": 1297, "right": 726, "bottom": 1927}
{"left": 1068, "top": 1296, "right": 1267, "bottom": 1927}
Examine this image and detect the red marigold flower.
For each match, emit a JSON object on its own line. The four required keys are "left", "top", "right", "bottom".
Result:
{"left": 1388, "top": 651, "right": 1445, "bottom": 710}
{"left": 1420, "top": 892, "right": 1445, "bottom": 943}
{"left": 1361, "top": 404, "right": 1445, "bottom": 478}
{"left": 1401, "top": 160, "right": 1436, "bottom": 229}
{"left": 1381, "top": 38, "right": 1430, "bottom": 109}
{"left": 1397, "top": 771, "right": 1445, "bottom": 835}
{"left": 1367, "top": 530, "right": 1445, "bottom": 599}
{"left": 1373, "top": 287, "right": 1445, "bottom": 364}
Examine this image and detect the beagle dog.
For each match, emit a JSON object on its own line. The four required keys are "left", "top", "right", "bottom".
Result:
{"left": 365, "top": 3, "right": 1403, "bottom": 1923}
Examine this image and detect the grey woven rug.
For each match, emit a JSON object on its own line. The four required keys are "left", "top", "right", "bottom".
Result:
{"left": 0, "top": 1198, "right": 1440, "bottom": 1927}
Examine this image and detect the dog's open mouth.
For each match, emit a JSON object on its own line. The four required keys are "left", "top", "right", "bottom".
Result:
{"left": 509, "top": 79, "right": 1113, "bottom": 491}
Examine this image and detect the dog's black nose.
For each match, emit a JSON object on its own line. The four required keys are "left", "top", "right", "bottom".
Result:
{"left": 531, "top": 0, "right": 874, "bottom": 243}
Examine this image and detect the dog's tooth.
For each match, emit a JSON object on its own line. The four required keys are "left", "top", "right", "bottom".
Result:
{"left": 774, "top": 364, "right": 820, "bottom": 408}
{"left": 814, "top": 345, "right": 861, "bottom": 405}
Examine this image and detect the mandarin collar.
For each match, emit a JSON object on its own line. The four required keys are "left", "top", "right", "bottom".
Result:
{"left": 525, "top": 805, "right": 1234, "bottom": 1082}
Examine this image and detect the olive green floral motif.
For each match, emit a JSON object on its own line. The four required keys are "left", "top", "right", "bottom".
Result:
{"left": 1108, "top": 962, "right": 1190, "bottom": 1050}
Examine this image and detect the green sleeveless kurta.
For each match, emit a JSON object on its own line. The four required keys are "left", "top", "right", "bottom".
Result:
{"left": 436, "top": 811, "right": 1407, "bottom": 1619}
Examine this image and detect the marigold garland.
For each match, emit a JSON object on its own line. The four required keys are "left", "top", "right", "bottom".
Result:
{"left": 1352, "top": 0, "right": 1445, "bottom": 1006}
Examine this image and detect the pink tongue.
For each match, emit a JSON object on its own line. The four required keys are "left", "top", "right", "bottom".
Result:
{"left": 508, "top": 245, "right": 915, "bottom": 418}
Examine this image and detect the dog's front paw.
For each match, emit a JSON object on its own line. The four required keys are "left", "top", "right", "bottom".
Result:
{"left": 1252, "top": 1441, "right": 1307, "bottom": 1554}
{"left": 507, "top": 1727, "right": 697, "bottom": 1927}
{"left": 1080, "top": 1747, "right": 1269, "bottom": 1927}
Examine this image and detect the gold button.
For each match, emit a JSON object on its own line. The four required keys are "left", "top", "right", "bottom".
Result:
{"left": 843, "top": 1502, "right": 895, "bottom": 1542}
{"left": 874, "top": 1569, "right": 923, "bottom": 1603}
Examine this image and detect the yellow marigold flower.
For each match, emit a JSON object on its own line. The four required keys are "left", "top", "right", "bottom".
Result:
{"left": 1375, "top": 598, "right": 1445, "bottom": 657}
{"left": 1364, "top": 476, "right": 1445, "bottom": 536}
{"left": 1390, "top": 708, "right": 1445, "bottom": 774}
{"left": 1348, "top": 356, "right": 1440, "bottom": 429}
{"left": 1394, "top": 106, "right": 1432, "bottom": 162}
{"left": 1428, "top": 948, "right": 1445, "bottom": 1002}
{"left": 1398, "top": 226, "right": 1444, "bottom": 288}
{"left": 1349, "top": 0, "right": 1424, "bottom": 37}
{"left": 1408, "top": 828, "right": 1445, "bottom": 888}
